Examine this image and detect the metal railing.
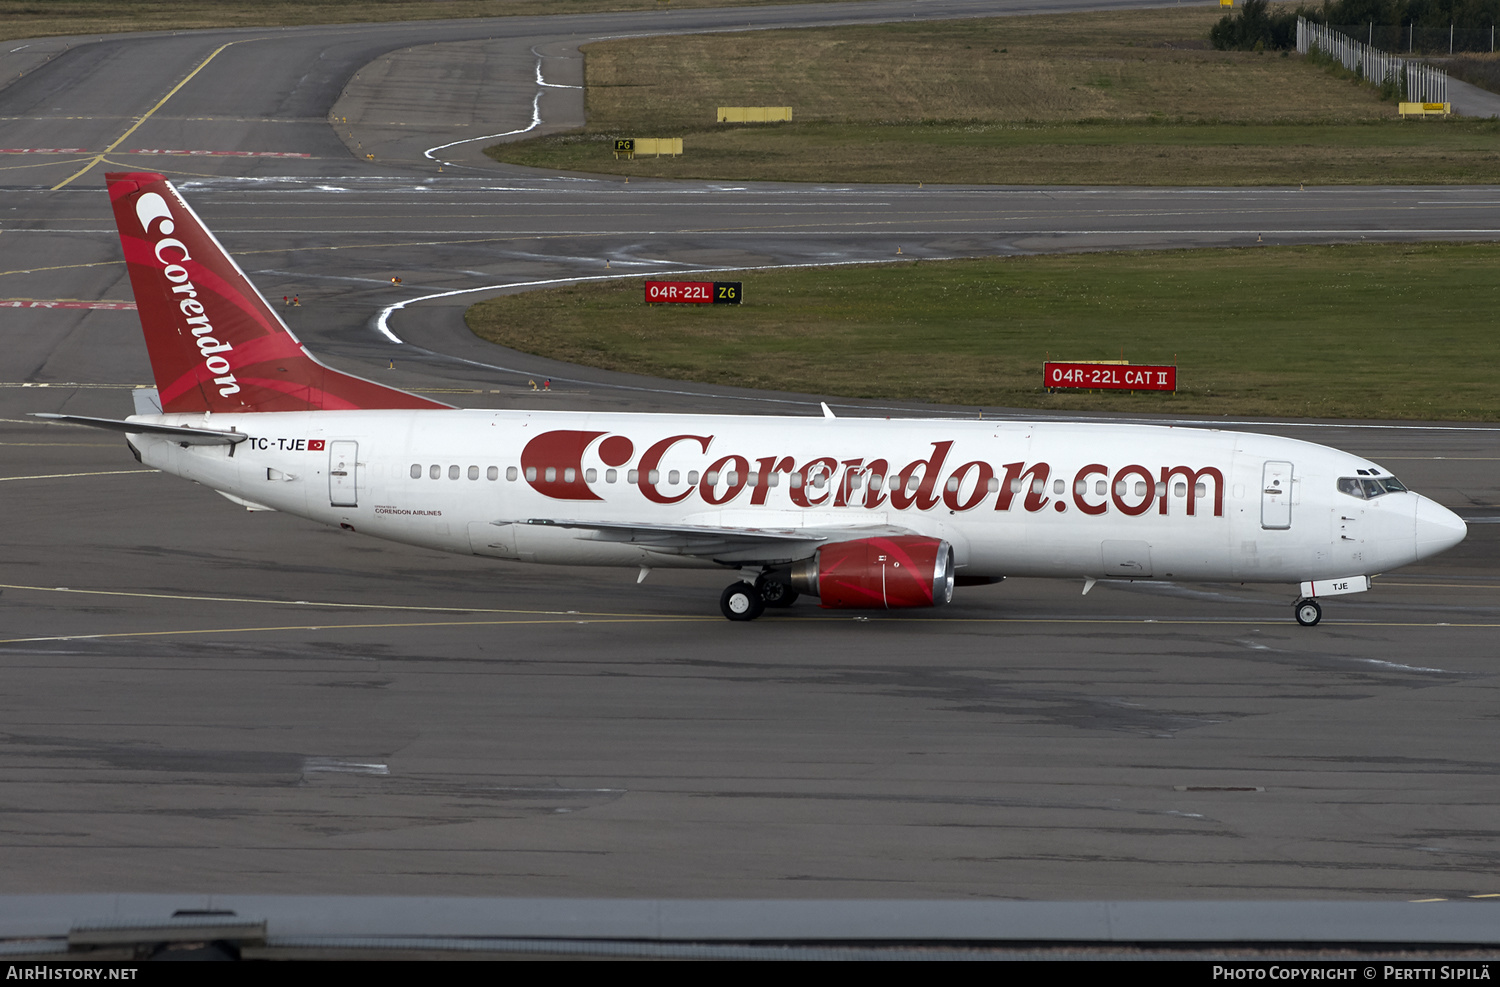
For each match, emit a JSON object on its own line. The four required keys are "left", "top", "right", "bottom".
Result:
{"left": 1297, "top": 17, "right": 1449, "bottom": 103}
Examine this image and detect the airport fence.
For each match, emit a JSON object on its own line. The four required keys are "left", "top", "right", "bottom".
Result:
{"left": 1320, "top": 22, "right": 1497, "bottom": 55}
{"left": 1297, "top": 17, "right": 1450, "bottom": 103}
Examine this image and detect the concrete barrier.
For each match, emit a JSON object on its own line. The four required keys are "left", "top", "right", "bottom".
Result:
{"left": 1399, "top": 101, "right": 1452, "bottom": 117}
{"left": 637, "top": 138, "right": 682, "bottom": 156}
{"left": 717, "top": 107, "right": 793, "bottom": 123}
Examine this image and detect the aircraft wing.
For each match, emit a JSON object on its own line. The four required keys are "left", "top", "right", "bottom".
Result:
{"left": 508, "top": 518, "right": 918, "bottom": 565}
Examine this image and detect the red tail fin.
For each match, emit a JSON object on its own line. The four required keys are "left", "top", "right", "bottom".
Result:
{"left": 107, "top": 172, "right": 448, "bottom": 414}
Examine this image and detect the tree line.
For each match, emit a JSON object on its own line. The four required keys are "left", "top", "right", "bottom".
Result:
{"left": 1211, "top": 0, "right": 1500, "bottom": 50}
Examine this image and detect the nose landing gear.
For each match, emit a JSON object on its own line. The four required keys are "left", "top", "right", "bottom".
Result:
{"left": 1293, "top": 598, "right": 1322, "bottom": 626}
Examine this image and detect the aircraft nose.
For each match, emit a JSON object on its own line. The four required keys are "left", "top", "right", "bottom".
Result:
{"left": 1413, "top": 495, "right": 1467, "bottom": 560}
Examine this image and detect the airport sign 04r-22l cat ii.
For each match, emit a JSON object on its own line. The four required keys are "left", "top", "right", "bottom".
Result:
{"left": 33, "top": 173, "right": 1468, "bottom": 623}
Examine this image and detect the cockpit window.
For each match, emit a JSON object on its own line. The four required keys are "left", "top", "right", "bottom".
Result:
{"left": 1338, "top": 475, "right": 1407, "bottom": 499}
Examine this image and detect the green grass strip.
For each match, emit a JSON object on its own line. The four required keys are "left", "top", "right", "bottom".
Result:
{"left": 487, "top": 9, "right": 1500, "bottom": 186}
{"left": 466, "top": 243, "right": 1500, "bottom": 421}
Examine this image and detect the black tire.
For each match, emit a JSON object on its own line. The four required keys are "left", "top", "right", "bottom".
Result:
{"left": 720, "top": 583, "right": 765, "bottom": 621}
{"left": 1294, "top": 599, "right": 1322, "bottom": 627}
{"left": 759, "top": 580, "right": 799, "bottom": 608}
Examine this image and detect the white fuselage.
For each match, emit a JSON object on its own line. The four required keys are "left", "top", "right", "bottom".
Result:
{"left": 128, "top": 409, "right": 1466, "bottom": 584}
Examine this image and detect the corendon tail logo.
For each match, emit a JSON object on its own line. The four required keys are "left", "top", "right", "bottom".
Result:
{"left": 134, "top": 191, "right": 240, "bottom": 398}
{"left": 520, "top": 430, "right": 1225, "bottom": 518}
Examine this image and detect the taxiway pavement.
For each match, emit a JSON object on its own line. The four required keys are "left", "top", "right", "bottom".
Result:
{"left": 2, "top": 1, "right": 1499, "bottom": 901}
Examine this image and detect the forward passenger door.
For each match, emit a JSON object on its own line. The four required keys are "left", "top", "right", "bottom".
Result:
{"left": 1261, "top": 460, "right": 1293, "bottom": 530}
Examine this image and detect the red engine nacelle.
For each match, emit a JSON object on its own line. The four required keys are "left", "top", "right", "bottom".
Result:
{"left": 789, "top": 536, "right": 955, "bottom": 610}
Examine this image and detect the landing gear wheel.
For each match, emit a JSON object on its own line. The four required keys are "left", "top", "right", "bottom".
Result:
{"left": 758, "top": 579, "right": 799, "bottom": 608}
{"left": 720, "top": 582, "right": 765, "bottom": 622}
{"left": 1294, "top": 599, "right": 1322, "bottom": 627}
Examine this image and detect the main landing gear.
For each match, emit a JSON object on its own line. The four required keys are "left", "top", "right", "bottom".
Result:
{"left": 720, "top": 583, "right": 764, "bottom": 622}
{"left": 719, "top": 577, "right": 800, "bottom": 621}
{"left": 1293, "top": 598, "right": 1322, "bottom": 627}
{"left": 758, "top": 579, "right": 799, "bottom": 609}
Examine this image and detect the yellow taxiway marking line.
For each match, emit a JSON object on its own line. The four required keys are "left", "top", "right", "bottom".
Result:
{"left": 1, "top": 616, "right": 715, "bottom": 645}
{"left": 96, "top": 156, "right": 239, "bottom": 181}
{"left": 937, "top": 618, "right": 1500, "bottom": 627}
{"left": 232, "top": 235, "right": 557, "bottom": 256}
{"left": 0, "top": 156, "right": 96, "bottom": 173}
{"left": 69, "top": 227, "right": 834, "bottom": 268}
{"left": 50, "top": 41, "right": 241, "bottom": 191}
{"left": 5, "top": 585, "right": 1494, "bottom": 639}
{"left": 5, "top": 617, "right": 1497, "bottom": 646}
{"left": 0, "top": 582, "right": 680, "bottom": 618}
{"left": 3, "top": 387, "right": 462, "bottom": 396}
{"left": 0, "top": 469, "right": 156, "bottom": 482}
{"left": 0, "top": 261, "right": 123, "bottom": 278}
{"left": 183, "top": 230, "right": 652, "bottom": 260}
{"left": 6, "top": 582, "right": 1493, "bottom": 624}
{"left": 1376, "top": 581, "right": 1500, "bottom": 590}
{"left": 6, "top": 583, "right": 1496, "bottom": 626}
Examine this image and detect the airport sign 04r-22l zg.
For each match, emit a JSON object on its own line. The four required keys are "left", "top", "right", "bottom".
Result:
{"left": 644, "top": 280, "right": 742, "bottom": 305}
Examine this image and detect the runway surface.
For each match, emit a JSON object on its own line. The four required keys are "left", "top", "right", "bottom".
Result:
{"left": 2, "top": 1, "right": 1499, "bottom": 902}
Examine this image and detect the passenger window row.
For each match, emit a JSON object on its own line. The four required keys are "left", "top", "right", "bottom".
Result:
{"left": 411, "top": 464, "right": 508, "bottom": 481}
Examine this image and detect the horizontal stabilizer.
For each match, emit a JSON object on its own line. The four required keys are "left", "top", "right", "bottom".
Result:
{"left": 30, "top": 412, "right": 248, "bottom": 446}
{"left": 132, "top": 387, "right": 162, "bottom": 415}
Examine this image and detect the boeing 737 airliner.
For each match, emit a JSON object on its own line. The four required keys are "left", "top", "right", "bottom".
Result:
{"left": 35, "top": 173, "right": 1468, "bottom": 623}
